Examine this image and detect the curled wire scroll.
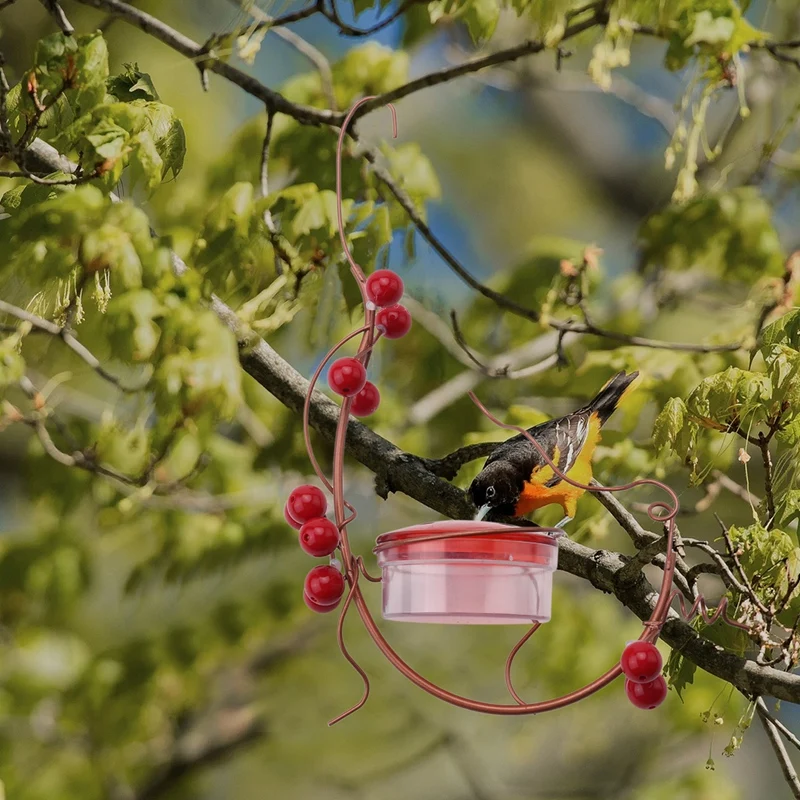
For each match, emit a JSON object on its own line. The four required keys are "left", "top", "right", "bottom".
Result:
{"left": 300, "top": 97, "right": 752, "bottom": 725}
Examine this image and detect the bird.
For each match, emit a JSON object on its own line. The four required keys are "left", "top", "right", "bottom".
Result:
{"left": 468, "top": 370, "right": 639, "bottom": 528}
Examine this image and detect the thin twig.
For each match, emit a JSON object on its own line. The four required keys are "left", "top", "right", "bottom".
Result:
{"left": 682, "top": 538, "right": 749, "bottom": 595}
{"left": 321, "top": 0, "right": 427, "bottom": 38}
{"left": 449, "top": 309, "right": 558, "bottom": 379}
{"left": 37, "top": 0, "right": 74, "bottom": 34}
{"left": 228, "top": 0, "right": 335, "bottom": 108}
{"left": 760, "top": 436, "right": 777, "bottom": 528}
{"left": 758, "top": 699, "right": 800, "bottom": 751}
{"left": 716, "top": 513, "right": 770, "bottom": 617}
{"left": 757, "top": 698, "right": 800, "bottom": 799}
{"left": 0, "top": 299, "right": 144, "bottom": 392}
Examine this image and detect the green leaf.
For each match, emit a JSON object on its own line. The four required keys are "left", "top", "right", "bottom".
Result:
{"left": 351, "top": 0, "right": 377, "bottom": 17}
{"left": 95, "top": 414, "right": 151, "bottom": 476}
{"left": 653, "top": 397, "right": 688, "bottom": 454}
{"left": 383, "top": 142, "right": 441, "bottom": 221}
{"left": 0, "top": 336, "right": 25, "bottom": 390}
{"left": 640, "top": 188, "right": 784, "bottom": 280}
{"left": 761, "top": 310, "right": 800, "bottom": 352}
{"left": 463, "top": 0, "right": 500, "bottom": 43}
{"left": 664, "top": 647, "right": 697, "bottom": 700}
{"left": 80, "top": 224, "right": 143, "bottom": 289}
{"left": 312, "top": 264, "right": 344, "bottom": 347}
{"left": 106, "top": 289, "right": 164, "bottom": 362}
{"left": 108, "top": 63, "right": 160, "bottom": 101}
{"left": 85, "top": 119, "right": 129, "bottom": 160}
{"left": 128, "top": 130, "right": 165, "bottom": 191}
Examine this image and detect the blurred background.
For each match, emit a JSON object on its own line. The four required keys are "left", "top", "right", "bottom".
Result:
{"left": 2, "top": 0, "right": 800, "bottom": 798}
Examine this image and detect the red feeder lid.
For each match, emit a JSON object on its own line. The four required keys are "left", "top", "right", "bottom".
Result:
{"left": 374, "top": 520, "right": 557, "bottom": 566}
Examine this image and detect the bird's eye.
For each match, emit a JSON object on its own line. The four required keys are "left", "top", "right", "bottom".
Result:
{"left": 486, "top": 486, "right": 496, "bottom": 499}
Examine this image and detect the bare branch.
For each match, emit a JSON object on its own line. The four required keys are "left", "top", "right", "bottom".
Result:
{"left": 321, "top": 0, "right": 427, "bottom": 37}
{"left": 0, "top": 299, "right": 145, "bottom": 393}
{"left": 682, "top": 538, "right": 749, "bottom": 596}
{"left": 449, "top": 309, "right": 558, "bottom": 379}
{"left": 759, "top": 437, "right": 777, "bottom": 528}
{"left": 38, "top": 0, "right": 74, "bottom": 35}
{"left": 134, "top": 707, "right": 265, "bottom": 800}
{"left": 757, "top": 698, "right": 800, "bottom": 799}
{"left": 712, "top": 468, "right": 761, "bottom": 507}
{"left": 716, "top": 514, "right": 771, "bottom": 617}
{"left": 757, "top": 700, "right": 800, "bottom": 751}
{"left": 73, "top": 0, "right": 336, "bottom": 124}
{"left": 229, "top": 0, "right": 335, "bottom": 108}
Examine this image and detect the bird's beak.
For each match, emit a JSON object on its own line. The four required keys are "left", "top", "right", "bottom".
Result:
{"left": 474, "top": 504, "right": 491, "bottom": 522}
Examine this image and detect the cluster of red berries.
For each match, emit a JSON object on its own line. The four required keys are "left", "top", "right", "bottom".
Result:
{"left": 620, "top": 641, "right": 667, "bottom": 709}
{"left": 285, "top": 485, "right": 344, "bottom": 613}
{"left": 286, "top": 272, "right": 411, "bottom": 614}
{"left": 327, "top": 270, "right": 412, "bottom": 417}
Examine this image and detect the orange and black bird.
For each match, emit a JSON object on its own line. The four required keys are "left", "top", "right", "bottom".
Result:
{"left": 469, "top": 371, "right": 639, "bottom": 528}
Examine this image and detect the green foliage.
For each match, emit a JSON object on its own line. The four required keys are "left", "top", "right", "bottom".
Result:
{"left": 662, "top": 0, "right": 767, "bottom": 72}
{"left": 640, "top": 188, "right": 785, "bottom": 280}
{"left": 428, "top": 0, "right": 501, "bottom": 43}
{"left": 6, "top": 35, "right": 184, "bottom": 192}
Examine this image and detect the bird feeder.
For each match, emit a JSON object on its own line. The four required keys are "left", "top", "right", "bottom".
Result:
{"left": 375, "top": 521, "right": 558, "bottom": 624}
{"left": 283, "top": 96, "right": 750, "bottom": 726}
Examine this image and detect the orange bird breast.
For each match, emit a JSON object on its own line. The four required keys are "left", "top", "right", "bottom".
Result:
{"left": 513, "top": 413, "right": 602, "bottom": 518}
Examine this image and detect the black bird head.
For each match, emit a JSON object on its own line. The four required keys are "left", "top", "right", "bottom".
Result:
{"left": 468, "top": 461, "right": 524, "bottom": 521}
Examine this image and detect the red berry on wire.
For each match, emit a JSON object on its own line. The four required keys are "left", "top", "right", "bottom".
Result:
{"left": 328, "top": 357, "right": 367, "bottom": 397}
{"left": 287, "top": 485, "right": 327, "bottom": 524}
{"left": 375, "top": 304, "right": 412, "bottom": 340}
{"left": 284, "top": 503, "right": 303, "bottom": 531}
{"left": 299, "top": 518, "right": 340, "bottom": 557}
{"left": 350, "top": 381, "right": 380, "bottom": 417}
{"left": 366, "top": 270, "right": 404, "bottom": 307}
{"left": 304, "top": 565, "right": 345, "bottom": 606}
{"left": 625, "top": 676, "right": 668, "bottom": 710}
{"left": 620, "top": 641, "right": 663, "bottom": 684}
{"left": 304, "top": 592, "right": 340, "bottom": 614}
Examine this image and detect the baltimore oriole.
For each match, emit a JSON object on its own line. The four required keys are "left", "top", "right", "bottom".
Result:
{"left": 469, "top": 370, "right": 639, "bottom": 527}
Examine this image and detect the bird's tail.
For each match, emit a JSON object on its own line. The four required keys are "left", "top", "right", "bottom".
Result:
{"left": 579, "top": 370, "right": 640, "bottom": 425}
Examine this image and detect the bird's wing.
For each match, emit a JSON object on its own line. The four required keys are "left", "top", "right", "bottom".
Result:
{"left": 485, "top": 413, "right": 591, "bottom": 488}
{"left": 542, "top": 412, "right": 591, "bottom": 488}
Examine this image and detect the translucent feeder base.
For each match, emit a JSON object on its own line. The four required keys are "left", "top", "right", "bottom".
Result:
{"left": 380, "top": 561, "right": 554, "bottom": 624}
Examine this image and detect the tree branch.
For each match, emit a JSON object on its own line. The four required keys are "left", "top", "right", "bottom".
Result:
{"left": 0, "top": 299, "right": 145, "bottom": 393}
{"left": 73, "top": 0, "right": 336, "bottom": 124}
{"left": 229, "top": 0, "right": 335, "bottom": 109}
{"left": 757, "top": 698, "right": 800, "bottom": 799}
{"left": 134, "top": 708, "right": 265, "bottom": 800}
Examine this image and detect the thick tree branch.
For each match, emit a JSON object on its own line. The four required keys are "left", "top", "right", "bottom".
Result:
{"left": 134, "top": 708, "right": 265, "bottom": 800}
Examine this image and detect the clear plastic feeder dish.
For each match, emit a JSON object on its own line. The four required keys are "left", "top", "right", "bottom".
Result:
{"left": 374, "top": 521, "right": 559, "bottom": 625}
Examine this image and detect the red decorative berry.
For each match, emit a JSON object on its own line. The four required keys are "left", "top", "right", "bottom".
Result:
{"left": 350, "top": 381, "right": 380, "bottom": 417}
{"left": 304, "top": 565, "right": 345, "bottom": 607}
{"left": 328, "top": 357, "right": 367, "bottom": 397}
{"left": 284, "top": 503, "right": 303, "bottom": 531}
{"left": 620, "top": 641, "right": 663, "bottom": 684}
{"left": 299, "top": 518, "right": 340, "bottom": 557}
{"left": 366, "top": 270, "right": 404, "bottom": 307}
{"left": 287, "top": 485, "right": 327, "bottom": 524}
{"left": 376, "top": 304, "right": 412, "bottom": 340}
{"left": 625, "top": 676, "right": 668, "bottom": 710}
{"left": 304, "top": 592, "right": 340, "bottom": 614}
